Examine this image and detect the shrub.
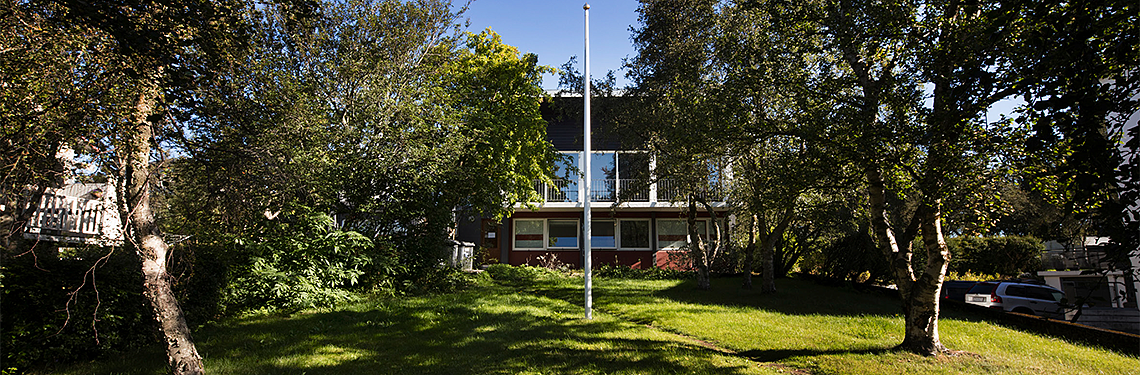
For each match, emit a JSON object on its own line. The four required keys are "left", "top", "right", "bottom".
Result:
{"left": 222, "top": 211, "right": 376, "bottom": 313}
{"left": 801, "top": 230, "right": 892, "bottom": 284}
{"left": 593, "top": 263, "right": 693, "bottom": 280}
{"left": 947, "top": 235, "right": 1043, "bottom": 277}
{"left": 1, "top": 244, "right": 153, "bottom": 373}
{"left": 485, "top": 264, "right": 564, "bottom": 283}
{"left": 396, "top": 266, "right": 476, "bottom": 295}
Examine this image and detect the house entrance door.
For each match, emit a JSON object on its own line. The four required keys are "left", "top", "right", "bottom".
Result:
{"left": 479, "top": 219, "right": 501, "bottom": 264}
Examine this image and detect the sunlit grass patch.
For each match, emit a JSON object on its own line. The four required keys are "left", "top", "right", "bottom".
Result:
{"left": 585, "top": 276, "right": 1139, "bottom": 375}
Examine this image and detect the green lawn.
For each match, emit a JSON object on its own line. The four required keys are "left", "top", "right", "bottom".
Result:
{"left": 580, "top": 277, "right": 1139, "bottom": 375}
{"left": 47, "top": 274, "right": 1139, "bottom": 375}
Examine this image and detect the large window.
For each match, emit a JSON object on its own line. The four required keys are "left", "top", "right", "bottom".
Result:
{"left": 620, "top": 220, "right": 651, "bottom": 249}
{"left": 591, "top": 220, "right": 616, "bottom": 248}
{"left": 657, "top": 219, "right": 708, "bottom": 250}
{"left": 514, "top": 219, "right": 544, "bottom": 249}
{"left": 550, "top": 153, "right": 580, "bottom": 202}
{"left": 590, "top": 152, "right": 616, "bottom": 201}
{"left": 548, "top": 219, "right": 579, "bottom": 248}
{"left": 514, "top": 218, "right": 662, "bottom": 251}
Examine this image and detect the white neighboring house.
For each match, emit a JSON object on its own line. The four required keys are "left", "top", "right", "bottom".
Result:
{"left": 23, "top": 182, "right": 124, "bottom": 246}
{"left": 1038, "top": 237, "right": 1138, "bottom": 310}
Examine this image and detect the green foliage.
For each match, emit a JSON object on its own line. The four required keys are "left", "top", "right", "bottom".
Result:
{"left": 393, "top": 266, "right": 478, "bottom": 296}
{"left": 593, "top": 264, "right": 693, "bottom": 280}
{"left": 445, "top": 29, "right": 559, "bottom": 220}
{"left": 947, "top": 236, "right": 1044, "bottom": 277}
{"left": 801, "top": 230, "right": 893, "bottom": 284}
{"left": 484, "top": 264, "right": 565, "bottom": 284}
{"left": 1, "top": 245, "right": 152, "bottom": 373}
{"left": 222, "top": 211, "right": 375, "bottom": 313}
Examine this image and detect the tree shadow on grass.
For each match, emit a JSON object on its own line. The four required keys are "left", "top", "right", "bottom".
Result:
{"left": 71, "top": 284, "right": 765, "bottom": 375}
{"left": 738, "top": 347, "right": 893, "bottom": 362}
{"left": 550, "top": 277, "right": 903, "bottom": 318}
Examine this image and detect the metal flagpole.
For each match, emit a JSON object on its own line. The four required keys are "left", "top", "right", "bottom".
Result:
{"left": 582, "top": 2, "right": 593, "bottom": 320}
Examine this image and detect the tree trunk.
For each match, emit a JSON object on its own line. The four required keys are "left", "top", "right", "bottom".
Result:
{"left": 757, "top": 214, "right": 776, "bottom": 294}
{"left": 866, "top": 164, "right": 948, "bottom": 356}
{"left": 688, "top": 195, "right": 710, "bottom": 290}
{"left": 752, "top": 203, "right": 795, "bottom": 294}
{"left": 742, "top": 214, "right": 756, "bottom": 290}
{"left": 125, "top": 78, "right": 206, "bottom": 375}
{"left": 897, "top": 200, "right": 951, "bottom": 355}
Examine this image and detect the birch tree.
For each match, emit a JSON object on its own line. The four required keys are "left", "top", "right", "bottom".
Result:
{"left": 3, "top": 0, "right": 251, "bottom": 372}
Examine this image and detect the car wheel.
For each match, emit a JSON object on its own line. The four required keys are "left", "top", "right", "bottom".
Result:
{"left": 1012, "top": 307, "right": 1035, "bottom": 316}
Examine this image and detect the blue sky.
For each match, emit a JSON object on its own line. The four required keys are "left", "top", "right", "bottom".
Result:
{"left": 458, "top": 0, "right": 1022, "bottom": 116}
{"left": 461, "top": 0, "right": 641, "bottom": 90}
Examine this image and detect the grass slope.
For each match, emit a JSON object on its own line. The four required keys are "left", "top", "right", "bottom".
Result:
{"left": 48, "top": 277, "right": 772, "bottom": 375}
{"left": 579, "top": 277, "right": 1140, "bottom": 375}
{"left": 47, "top": 273, "right": 1139, "bottom": 375}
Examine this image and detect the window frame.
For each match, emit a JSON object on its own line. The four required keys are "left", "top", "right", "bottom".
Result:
{"left": 591, "top": 219, "right": 617, "bottom": 249}
{"left": 547, "top": 219, "right": 581, "bottom": 249}
{"left": 513, "top": 219, "right": 546, "bottom": 250}
{"left": 656, "top": 219, "right": 710, "bottom": 250}
{"left": 618, "top": 219, "right": 652, "bottom": 250}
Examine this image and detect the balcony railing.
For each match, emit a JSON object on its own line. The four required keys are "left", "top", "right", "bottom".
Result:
{"left": 535, "top": 179, "right": 723, "bottom": 204}
{"left": 26, "top": 193, "right": 105, "bottom": 239}
{"left": 1040, "top": 249, "right": 1115, "bottom": 271}
{"left": 538, "top": 179, "right": 578, "bottom": 203}
{"left": 656, "top": 179, "right": 726, "bottom": 203}
{"left": 618, "top": 179, "right": 649, "bottom": 202}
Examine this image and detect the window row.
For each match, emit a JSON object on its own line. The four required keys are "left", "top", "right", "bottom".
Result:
{"left": 513, "top": 218, "right": 712, "bottom": 251}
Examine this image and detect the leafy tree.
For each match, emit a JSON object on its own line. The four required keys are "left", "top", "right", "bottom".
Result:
{"left": 0, "top": 0, "right": 128, "bottom": 254}
{"left": 621, "top": 0, "right": 727, "bottom": 290}
{"left": 163, "top": 1, "right": 561, "bottom": 315}
{"left": 624, "top": 0, "right": 1136, "bottom": 356}
{"left": 624, "top": 0, "right": 849, "bottom": 293}
{"left": 2, "top": 0, "right": 255, "bottom": 372}
{"left": 442, "top": 29, "right": 560, "bottom": 222}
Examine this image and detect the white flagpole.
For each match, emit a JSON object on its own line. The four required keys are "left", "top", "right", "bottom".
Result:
{"left": 583, "top": 2, "right": 593, "bottom": 320}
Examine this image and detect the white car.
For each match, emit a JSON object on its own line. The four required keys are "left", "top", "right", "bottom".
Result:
{"left": 964, "top": 281, "right": 1066, "bottom": 318}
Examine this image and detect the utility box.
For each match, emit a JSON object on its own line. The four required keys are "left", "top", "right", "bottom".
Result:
{"left": 448, "top": 240, "right": 475, "bottom": 271}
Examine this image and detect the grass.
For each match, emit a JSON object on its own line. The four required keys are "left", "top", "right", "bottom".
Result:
{"left": 576, "top": 277, "right": 1140, "bottom": 375}
{"left": 45, "top": 275, "right": 773, "bottom": 375}
{"left": 45, "top": 273, "right": 1139, "bottom": 375}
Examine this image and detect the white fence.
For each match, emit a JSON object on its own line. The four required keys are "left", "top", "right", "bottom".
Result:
{"left": 23, "top": 189, "right": 122, "bottom": 245}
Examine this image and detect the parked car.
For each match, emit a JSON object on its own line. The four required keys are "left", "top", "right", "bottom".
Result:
{"left": 965, "top": 281, "right": 1067, "bottom": 318}
{"left": 941, "top": 280, "right": 978, "bottom": 302}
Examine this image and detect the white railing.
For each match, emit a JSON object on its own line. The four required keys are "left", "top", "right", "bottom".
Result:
{"left": 656, "top": 179, "right": 727, "bottom": 203}
{"left": 590, "top": 179, "right": 616, "bottom": 201}
{"left": 545, "top": 179, "right": 579, "bottom": 203}
{"left": 26, "top": 193, "right": 104, "bottom": 238}
{"left": 618, "top": 179, "right": 649, "bottom": 202}
{"left": 534, "top": 179, "right": 719, "bottom": 204}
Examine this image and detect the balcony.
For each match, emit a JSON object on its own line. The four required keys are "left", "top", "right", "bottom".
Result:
{"left": 24, "top": 192, "right": 122, "bottom": 244}
{"left": 533, "top": 178, "right": 725, "bottom": 205}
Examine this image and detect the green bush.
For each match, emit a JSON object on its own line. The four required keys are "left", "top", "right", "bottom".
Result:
{"left": 1, "top": 244, "right": 153, "bottom": 373}
{"left": 594, "top": 263, "right": 693, "bottom": 280}
{"left": 485, "top": 264, "right": 564, "bottom": 283}
{"left": 802, "top": 230, "right": 892, "bottom": 284}
{"left": 947, "top": 235, "right": 1043, "bottom": 277}
{"left": 222, "top": 211, "right": 376, "bottom": 313}
{"left": 396, "top": 266, "right": 477, "bottom": 295}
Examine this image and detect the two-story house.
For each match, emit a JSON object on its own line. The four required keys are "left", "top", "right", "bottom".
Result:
{"left": 459, "top": 98, "right": 731, "bottom": 270}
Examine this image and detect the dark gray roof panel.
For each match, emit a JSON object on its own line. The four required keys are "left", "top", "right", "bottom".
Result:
{"left": 542, "top": 98, "right": 626, "bottom": 151}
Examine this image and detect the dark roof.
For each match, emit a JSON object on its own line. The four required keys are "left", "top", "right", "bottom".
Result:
{"left": 541, "top": 97, "right": 629, "bottom": 151}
